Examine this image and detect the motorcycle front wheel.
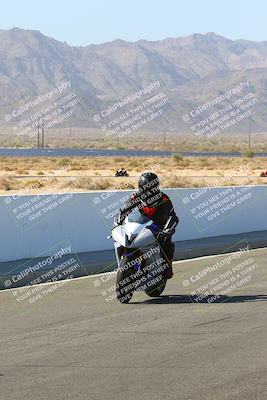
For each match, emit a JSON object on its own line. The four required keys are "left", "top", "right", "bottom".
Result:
{"left": 145, "top": 279, "right": 167, "bottom": 297}
{"left": 116, "top": 257, "right": 135, "bottom": 303}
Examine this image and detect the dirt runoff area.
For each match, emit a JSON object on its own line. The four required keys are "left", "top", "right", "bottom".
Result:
{"left": 0, "top": 156, "right": 267, "bottom": 195}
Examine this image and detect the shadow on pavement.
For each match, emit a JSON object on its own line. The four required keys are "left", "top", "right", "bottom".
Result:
{"left": 132, "top": 294, "right": 267, "bottom": 304}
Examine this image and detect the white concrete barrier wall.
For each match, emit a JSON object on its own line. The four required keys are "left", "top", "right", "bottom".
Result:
{"left": 0, "top": 185, "right": 267, "bottom": 262}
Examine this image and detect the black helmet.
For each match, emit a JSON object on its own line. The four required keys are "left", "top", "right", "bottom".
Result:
{"left": 138, "top": 172, "right": 160, "bottom": 202}
{"left": 138, "top": 172, "right": 160, "bottom": 192}
{"left": 138, "top": 172, "right": 160, "bottom": 206}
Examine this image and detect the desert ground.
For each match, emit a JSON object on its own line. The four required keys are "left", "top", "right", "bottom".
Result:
{"left": 0, "top": 155, "right": 267, "bottom": 195}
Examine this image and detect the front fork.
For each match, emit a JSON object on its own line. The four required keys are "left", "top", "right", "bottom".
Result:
{"left": 115, "top": 244, "right": 142, "bottom": 272}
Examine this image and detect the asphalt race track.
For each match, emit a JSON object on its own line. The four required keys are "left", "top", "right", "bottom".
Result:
{"left": 0, "top": 247, "right": 266, "bottom": 400}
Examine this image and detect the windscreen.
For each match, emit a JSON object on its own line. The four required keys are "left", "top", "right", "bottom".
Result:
{"left": 126, "top": 209, "right": 151, "bottom": 224}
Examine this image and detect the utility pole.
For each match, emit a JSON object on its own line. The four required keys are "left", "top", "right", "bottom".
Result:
{"left": 37, "top": 116, "right": 40, "bottom": 149}
{"left": 248, "top": 116, "right": 251, "bottom": 149}
{"left": 41, "top": 116, "right": 45, "bottom": 149}
{"left": 163, "top": 131, "right": 166, "bottom": 146}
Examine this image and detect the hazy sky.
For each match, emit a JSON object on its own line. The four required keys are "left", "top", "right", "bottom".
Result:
{"left": 0, "top": 0, "right": 266, "bottom": 45}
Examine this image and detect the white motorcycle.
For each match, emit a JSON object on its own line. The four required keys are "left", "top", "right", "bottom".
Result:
{"left": 109, "top": 209, "right": 168, "bottom": 303}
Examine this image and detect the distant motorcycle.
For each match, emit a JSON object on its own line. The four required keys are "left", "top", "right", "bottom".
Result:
{"left": 115, "top": 168, "right": 129, "bottom": 177}
{"left": 109, "top": 209, "right": 167, "bottom": 303}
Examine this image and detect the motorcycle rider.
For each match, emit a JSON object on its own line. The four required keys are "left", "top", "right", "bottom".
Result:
{"left": 114, "top": 172, "right": 179, "bottom": 279}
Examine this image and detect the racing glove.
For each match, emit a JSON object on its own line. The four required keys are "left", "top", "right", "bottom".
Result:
{"left": 156, "top": 230, "right": 170, "bottom": 244}
{"left": 113, "top": 212, "right": 123, "bottom": 228}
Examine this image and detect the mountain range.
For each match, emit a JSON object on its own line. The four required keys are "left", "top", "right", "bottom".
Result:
{"left": 1, "top": 28, "right": 267, "bottom": 133}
